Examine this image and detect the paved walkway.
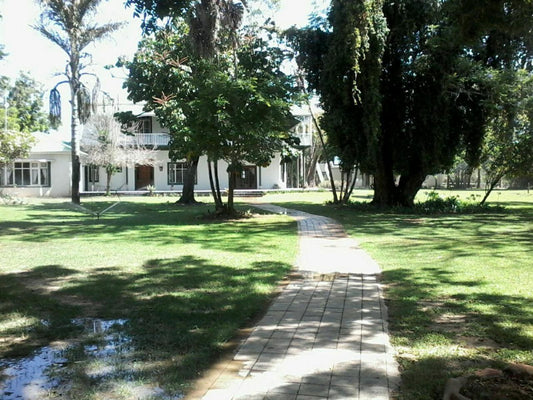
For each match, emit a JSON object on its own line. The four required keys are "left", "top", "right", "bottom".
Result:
{"left": 190, "top": 204, "right": 399, "bottom": 400}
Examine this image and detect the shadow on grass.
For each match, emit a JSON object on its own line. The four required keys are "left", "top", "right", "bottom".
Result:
{"left": 0, "top": 201, "right": 290, "bottom": 255}
{"left": 261, "top": 200, "right": 532, "bottom": 399}
{"left": 0, "top": 255, "right": 292, "bottom": 395}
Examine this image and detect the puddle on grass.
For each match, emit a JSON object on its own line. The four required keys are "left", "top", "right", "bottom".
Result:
{"left": 0, "top": 343, "right": 68, "bottom": 400}
{"left": 0, "top": 318, "right": 180, "bottom": 400}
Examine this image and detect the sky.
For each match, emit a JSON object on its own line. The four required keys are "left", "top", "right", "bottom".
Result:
{"left": 0, "top": 0, "right": 327, "bottom": 104}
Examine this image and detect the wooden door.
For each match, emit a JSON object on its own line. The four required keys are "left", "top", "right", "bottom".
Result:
{"left": 135, "top": 165, "right": 154, "bottom": 189}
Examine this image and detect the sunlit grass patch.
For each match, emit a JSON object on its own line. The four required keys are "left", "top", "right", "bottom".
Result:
{"left": 0, "top": 198, "right": 298, "bottom": 398}
{"left": 263, "top": 189, "right": 532, "bottom": 400}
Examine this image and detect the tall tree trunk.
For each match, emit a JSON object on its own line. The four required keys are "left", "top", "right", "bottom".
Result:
{"left": 176, "top": 155, "right": 199, "bottom": 204}
{"left": 227, "top": 166, "right": 236, "bottom": 213}
{"left": 372, "top": 136, "right": 397, "bottom": 206}
{"left": 305, "top": 146, "right": 320, "bottom": 187}
{"left": 480, "top": 172, "right": 504, "bottom": 205}
{"left": 302, "top": 85, "right": 338, "bottom": 202}
{"left": 396, "top": 169, "right": 427, "bottom": 207}
{"left": 70, "top": 75, "right": 81, "bottom": 205}
{"left": 213, "top": 159, "right": 222, "bottom": 206}
{"left": 105, "top": 166, "right": 113, "bottom": 196}
{"left": 343, "top": 167, "right": 358, "bottom": 203}
{"left": 208, "top": 159, "right": 224, "bottom": 209}
{"left": 339, "top": 169, "right": 346, "bottom": 201}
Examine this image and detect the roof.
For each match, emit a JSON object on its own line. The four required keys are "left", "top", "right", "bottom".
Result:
{"left": 31, "top": 130, "right": 72, "bottom": 154}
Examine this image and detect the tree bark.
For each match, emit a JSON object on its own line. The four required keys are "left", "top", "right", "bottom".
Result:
{"left": 480, "top": 173, "right": 504, "bottom": 205}
{"left": 208, "top": 159, "right": 224, "bottom": 209}
{"left": 176, "top": 155, "right": 199, "bottom": 204}
{"left": 396, "top": 170, "right": 427, "bottom": 207}
{"left": 305, "top": 146, "right": 320, "bottom": 187}
{"left": 372, "top": 143, "right": 397, "bottom": 207}
{"left": 213, "top": 159, "right": 223, "bottom": 207}
{"left": 70, "top": 72, "right": 81, "bottom": 205}
{"left": 227, "top": 166, "right": 236, "bottom": 213}
{"left": 105, "top": 167, "right": 112, "bottom": 196}
{"left": 343, "top": 167, "right": 358, "bottom": 203}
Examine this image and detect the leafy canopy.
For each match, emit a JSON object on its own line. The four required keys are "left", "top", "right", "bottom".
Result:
{"left": 289, "top": 0, "right": 533, "bottom": 206}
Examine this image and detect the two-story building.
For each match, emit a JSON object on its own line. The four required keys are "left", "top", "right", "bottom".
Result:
{"left": 1, "top": 106, "right": 315, "bottom": 198}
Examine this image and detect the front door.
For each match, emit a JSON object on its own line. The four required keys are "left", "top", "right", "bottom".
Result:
{"left": 234, "top": 166, "right": 257, "bottom": 189}
{"left": 135, "top": 165, "right": 154, "bottom": 190}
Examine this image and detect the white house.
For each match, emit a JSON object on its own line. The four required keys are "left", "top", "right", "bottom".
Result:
{"left": 0, "top": 131, "right": 72, "bottom": 197}
{"left": 1, "top": 107, "right": 314, "bottom": 198}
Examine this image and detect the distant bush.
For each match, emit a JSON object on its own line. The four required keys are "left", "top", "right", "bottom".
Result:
{"left": 340, "top": 191, "right": 505, "bottom": 214}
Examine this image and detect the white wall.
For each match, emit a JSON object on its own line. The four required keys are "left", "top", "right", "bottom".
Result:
{"left": 80, "top": 152, "right": 293, "bottom": 192}
{"left": 1, "top": 152, "right": 72, "bottom": 197}
{"left": 259, "top": 153, "right": 285, "bottom": 189}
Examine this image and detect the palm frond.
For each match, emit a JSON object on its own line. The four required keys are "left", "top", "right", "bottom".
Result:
{"left": 78, "top": 84, "right": 92, "bottom": 123}
{"left": 78, "top": 22, "right": 124, "bottom": 50}
{"left": 49, "top": 88, "right": 62, "bottom": 128}
{"left": 34, "top": 24, "right": 72, "bottom": 56}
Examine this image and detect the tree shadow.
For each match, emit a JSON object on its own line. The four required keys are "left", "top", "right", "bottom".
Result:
{"left": 0, "top": 256, "right": 293, "bottom": 397}
{"left": 262, "top": 201, "right": 532, "bottom": 399}
{"left": 0, "top": 201, "right": 295, "bottom": 255}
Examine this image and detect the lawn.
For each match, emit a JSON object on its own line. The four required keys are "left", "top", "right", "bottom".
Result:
{"left": 0, "top": 197, "right": 298, "bottom": 399}
{"left": 261, "top": 189, "right": 533, "bottom": 400}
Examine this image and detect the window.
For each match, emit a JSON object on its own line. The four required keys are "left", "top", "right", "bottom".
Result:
{"left": 139, "top": 117, "right": 152, "bottom": 133}
{"left": 0, "top": 161, "right": 50, "bottom": 187}
{"left": 87, "top": 165, "right": 99, "bottom": 183}
{"left": 168, "top": 162, "right": 196, "bottom": 185}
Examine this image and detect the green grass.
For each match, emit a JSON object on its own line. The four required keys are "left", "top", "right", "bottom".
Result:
{"left": 0, "top": 197, "right": 298, "bottom": 398}
{"left": 262, "top": 189, "right": 533, "bottom": 400}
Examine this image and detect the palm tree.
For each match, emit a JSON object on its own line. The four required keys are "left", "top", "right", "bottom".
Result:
{"left": 35, "top": 0, "right": 122, "bottom": 204}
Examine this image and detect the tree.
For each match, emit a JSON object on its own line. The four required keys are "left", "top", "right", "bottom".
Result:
{"left": 289, "top": 0, "right": 533, "bottom": 207}
{"left": 81, "top": 114, "right": 157, "bottom": 195}
{"left": 0, "top": 76, "right": 46, "bottom": 165}
{"left": 7, "top": 73, "right": 50, "bottom": 133}
{"left": 124, "top": 0, "right": 289, "bottom": 210}
{"left": 0, "top": 130, "right": 35, "bottom": 166}
{"left": 124, "top": 0, "right": 255, "bottom": 205}
{"left": 35, "top": 0, "right": 122, "bottom": 204}
{"left": 479, "top": 70, "right": 533, "bottom": 204}
{"left": 126, "top": 27, "right": 298, "bottom": 214}
{"left": 122, "top": 24, "right": 203, "bottom": 205}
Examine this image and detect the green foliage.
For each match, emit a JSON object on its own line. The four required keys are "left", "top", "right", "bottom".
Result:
{"left": 289, "top": 0, "right": 533, "bottom": 207}
{"left": 341, "top": 191, "right": 502, "bottom": 214}
{"left": 0, "top": 130, "right": 35, "bottom": 165}
{"left": 6, "top": 72, "right": 49, "bottom": 133}
{"left": 125, "top": 24, "right": 299, "bottom": 211}
{"left": 0, "top": 72, "right": 47, "bottom": 165}
{"left": 479, "top": 69, "right": 533, "bottom": 201}
{"left": 414, "top": 191, "right": 500, "bottom": 214}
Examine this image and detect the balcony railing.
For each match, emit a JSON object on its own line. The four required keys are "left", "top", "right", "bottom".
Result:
{"left": 121, "top": 133, "right": 170, "bottom": 147}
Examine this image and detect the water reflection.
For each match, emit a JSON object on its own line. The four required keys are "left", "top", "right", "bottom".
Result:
{"left": 0, "top": 343, "right": 67, "bottom": 400}
{"left": 0, "top": 318, "right": 178, "bottom": 399}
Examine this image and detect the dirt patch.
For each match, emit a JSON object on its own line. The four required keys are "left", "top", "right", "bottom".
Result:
{"left": 431, "top": 313, "right": 473, "bottom": 334}
{"left": 457, "top": 336, "right": 501, "bottom": 350}
{"left": 460, "top": 366, "right": 533, "bottom": 400}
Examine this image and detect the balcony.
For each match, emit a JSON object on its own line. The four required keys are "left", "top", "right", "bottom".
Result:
{"left": 118, "top": 133, "right": 170, "bottom": 148}
{"left": 133, "top": 133, "right": 170, "bottom": 147}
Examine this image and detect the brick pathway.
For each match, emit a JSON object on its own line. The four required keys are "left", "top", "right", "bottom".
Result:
{"left": 189, "top": 204, "right": 399, "bottom": 400}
